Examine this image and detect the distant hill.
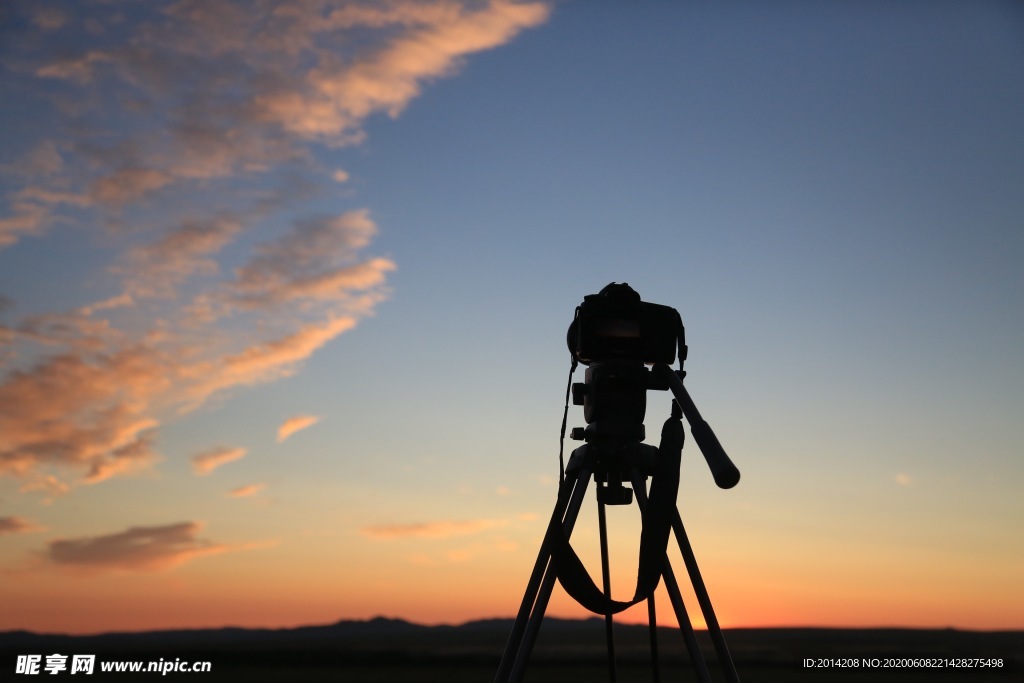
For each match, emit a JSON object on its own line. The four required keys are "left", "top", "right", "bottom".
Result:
{"left": 3, "top": 617, "right": 1020, "bottom": 681}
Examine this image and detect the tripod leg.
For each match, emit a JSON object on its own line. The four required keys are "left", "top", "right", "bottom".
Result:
{"left": 630, "top": 471, "right": 712, "bottom": 683}
{"left": 495, "top": 470, "right": 577, "bottom": 680}
{"left": 662, "top": 560, "right": 713, "bottom": 683}
{"left": 671, "top": 510, "right": 741, "bottom": 682}
{"left": 647, "top": 595, "right": 660, "bottom": 683}
{"left": 496, "top": 464, "right": 593, "bottom": 682}
{"left": 597, "top": 484, "right": 618, "bottom": 682}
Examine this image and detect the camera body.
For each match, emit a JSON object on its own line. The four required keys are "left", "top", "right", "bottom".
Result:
{"left": 566, "top": 284, "right": 688, "bottom": 444}
{"left": 567, "top": 283, "right": 685, "bottom": 366}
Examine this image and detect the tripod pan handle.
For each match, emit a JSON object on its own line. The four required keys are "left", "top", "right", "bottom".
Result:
{"left": 652, "top": 364, "right": 740, "bottom": 489}
{"left": 689, "top": 419, "right": 740, "bottom": 489}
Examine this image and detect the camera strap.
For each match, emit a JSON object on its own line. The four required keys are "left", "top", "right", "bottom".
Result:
{"left": 558, "top": 355, "right": 579, "bottom": 486}
{"left": 546, "top": 411, "right": 683, "bottom": 615}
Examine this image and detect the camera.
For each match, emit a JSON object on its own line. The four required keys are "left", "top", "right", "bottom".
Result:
{"left": 566, "top": 284, "right": 688, "bottom": 440}
{"left": 567, "top": 283, "right": 685, "bottom": 366}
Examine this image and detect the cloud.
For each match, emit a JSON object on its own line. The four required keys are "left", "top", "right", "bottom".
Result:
{"left": 19, "top": 141, "right": 65, "bottom": 176}
{"left": 0, "top": 203, "right": 50, "bottom": 248}
{"left": 36, "top": 50, "right": 111, "bottom": 84}
{"left": 45, "top": 522, "right": 233, "bottom": 572}
{"left": 0, "top": 516, "right": 45, "bottom": 535}
{"left": 227, "top": 210, "right": 396, "bottom": 310}
{"left": 18, "top": 475, "right": 71, "bottom": 501}
{"left": 0, "top": 1, "right": 551, "bottom": 490}
{"left": 184, "top": 317, "right": 358, "bottom": 410}
{"left": 229, "top": 483, "right": 266, "bottom": 498}
{"left": 117, "top": 216, "right": 243, "bottom": 299}
{"left": 361, "top": 519, "right": 507, "bottom": 539}
{"left": 277, "top": 415, "right": 319, "bottom": 442}
{"left": 89, "top": 168, "right": 174, "bottom": 206}
{"left": 255, "top": 0, "right": 551, "bottom": 140}
{"left": 0, "top": 349, "right": 164, "bottom": 481}
{"left": 191, "top": 446, "right": 247, "bottom": 476}
{"left": 28, "top": 6, "right": 70, "bottom": 32}
{"left": 4, "top": 0, "right": 551, "bottom": 226}
{"left": 0, "top": 310, "right": 359, "bottom": 485}
{"left": 78, "top": 293, "right": 134, "bottom": 317}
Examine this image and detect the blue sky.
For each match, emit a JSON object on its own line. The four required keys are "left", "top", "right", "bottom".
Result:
{"left": 1, "top": 0, "right": 1022, "bottom": 632}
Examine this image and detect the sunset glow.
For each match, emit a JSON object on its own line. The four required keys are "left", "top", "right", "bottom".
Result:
{"left": 1, "top": 0, "right": 1022, "bottom": 636}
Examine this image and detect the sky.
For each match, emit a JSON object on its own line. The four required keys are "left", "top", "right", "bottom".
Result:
{"left": 1, "top": 0, "right": 1022, "bottom": 635}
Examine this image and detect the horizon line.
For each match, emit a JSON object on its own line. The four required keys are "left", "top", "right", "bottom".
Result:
{"left": 3, "top": 615, "right": 1021, "bottom": 639}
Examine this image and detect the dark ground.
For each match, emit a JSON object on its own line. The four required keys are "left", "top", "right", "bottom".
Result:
{"left": 3, "top": 617, "right": 1020, "bottom": 681}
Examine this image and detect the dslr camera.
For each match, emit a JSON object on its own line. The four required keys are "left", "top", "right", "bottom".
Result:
{"left": 565, "top": 283, "right": 687, "bottom": 435}
{"left": 567, "top": 283, "right": 685, "bottom": 366}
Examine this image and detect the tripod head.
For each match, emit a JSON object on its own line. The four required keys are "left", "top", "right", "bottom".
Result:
{"left": 565, "top": 283, "right": 740, "bottom": 490}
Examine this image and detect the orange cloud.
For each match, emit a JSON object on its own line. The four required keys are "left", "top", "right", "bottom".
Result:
{"left": 191, "top": 446, "right": 247, "bottom": 476}
{"left": 0, "top": 516, "right": 45, "bottom": 535}
{"left": 35, "top": 50, "right": 111, "bottom": 84}
{"left": 277, "top": 415, "right": 319, "bottom": 442}
{"left": 228, "top": 483, "right": 267, "bottom": 498}
{"left": 0, "top": 348, "right": 165, "bottom": 481}
{"left": 257, "top": 1, "right": 551, "bottom": 140}
{"left": 183, "top": 317, "right": 358, "bottom": 410}
{"left": 46, "top": 522, "right": 233, "bottom": 572}
{"left": 89, "top": 168, "right": 173, "bottom": 206}
{"left": 16, "top": 186, "right": 92, "bottom": 207}
{"left": 5, "top": 0, "right": 551, "bottom": 239}
{"left": 0, "top": 202, "right": 49, "bottom": 248}
{"left": 1, "top": 1, "right": 551, "bottom": 492}
{"left": 119, "top": 217, "right": 242, "bottom": 299}
{"left": 228, "top": 210, "right": 395, "bottom": 309}
{"left": 18, "top": 475, "right": 70, "bottom": 500}
{"left": 0, "top": 309, "right": 364, "bottom": 486}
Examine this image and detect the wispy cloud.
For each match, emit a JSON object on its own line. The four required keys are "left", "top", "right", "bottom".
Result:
{"left": 227, "top": 211, "right": 395, "bottom": 310}
{"left": 0, "top": 1, "right": 551, "bottom": 491}
{"left": 5, "top": 0, "right": 551, "bottom": 224}
{"left": 191, "top": 447, "right": 247, "bottom": 476}
{"left": 361, "top": 519, "right": 507, "bottom": 539}
{"left": 117, "top": 216, "right": 243, "bottom": 300}
{"left": 183, "top": 317, "right": 359, "bottom": 411}
{"left": 254, "top": 1, "right": 552, "bottom": 141}
{"left": 0, "top": 516, "right": 45, "bottom": 535}
{"left": 45, "top": 522, "right": 237, "bottom": 573}
{"left": 277, "top": 415, "right": 320, "bottom": 443}
{"left": 0, "top": 203, "right": 49, "bottom": 248}
{"left": 17, "top": 475, "right": 70, "bottom": 502}
{"left": 228, "top": 483, "right": 267, "bottom": 498}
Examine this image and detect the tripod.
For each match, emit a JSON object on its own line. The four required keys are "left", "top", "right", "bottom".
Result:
{"left": 495, "top": 363, "right": 741, "bottom": 682}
